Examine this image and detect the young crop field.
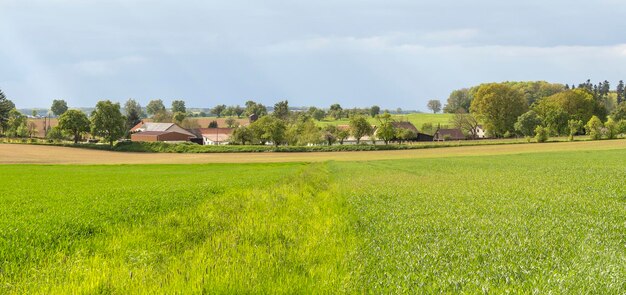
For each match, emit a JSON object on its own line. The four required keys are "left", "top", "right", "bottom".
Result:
{"left": 1, "top": 148, "right": 626, "bottom": 293}
{"left": 316, "top": 113, "right": 455, "bottom": 128}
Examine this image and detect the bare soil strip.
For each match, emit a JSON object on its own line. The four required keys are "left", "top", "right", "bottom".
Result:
{"left": 0, "top": 140, "right": 624, "bottom": 164}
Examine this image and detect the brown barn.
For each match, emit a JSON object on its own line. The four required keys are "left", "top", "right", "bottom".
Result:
{"left": 434, "top": 128, "right": 466, "bottom": 141}
{"left": 130, "top": 131, "right": 195, "bottom": 142}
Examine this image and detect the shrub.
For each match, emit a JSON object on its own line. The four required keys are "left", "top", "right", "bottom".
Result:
{"left": 534, "top": 126, "right": 549, "bottom": 143}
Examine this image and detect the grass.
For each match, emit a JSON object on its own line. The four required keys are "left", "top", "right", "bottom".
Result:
{"left": 316, "top": 113, "right": 455, "bottom": 128}
{"left": 1, "top": 148, "right": 626, "bottom": 293}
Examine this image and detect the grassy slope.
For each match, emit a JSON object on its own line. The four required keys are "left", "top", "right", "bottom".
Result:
{"left": 1, "top": 149, "right": 626, "bottom": 293}
{"left": 316, "top": 113, "right": 455, "bottom": 128}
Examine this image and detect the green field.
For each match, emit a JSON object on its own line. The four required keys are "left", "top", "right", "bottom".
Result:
{"left": 2, "top": 149, "right": 626, "bottom": 293}
{"left": 316, "top": 113, "right": 455, "bottom": 128}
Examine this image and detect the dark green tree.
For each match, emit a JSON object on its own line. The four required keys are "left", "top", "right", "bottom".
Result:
{"left": 171, "top": 100, "right": 186, "bottom": 113}
{"left": 0, "top": 89, "right": 15, "bottom": 134}
{"left": 90, "top": 100, "right": 126, "bottom": 147}
{"left": 211, "top": 104, "right": 226, "bottom": 118}
{"left": 273, "top": 100, "right": 290, "bottom": 120}
{"left": 58, "top": 109, "right": 90, "bottom": 143}
{"left": 349, "top": 115, "right": 373, "bottom": 144}
{"left": 51, "top": 99, "right": 68, "bottom": 117}
{"left": 369, "top": 105, "right": 381, "bottom": 118}
{"left": 146, "top": 99, "right": 166, "bottom": 116}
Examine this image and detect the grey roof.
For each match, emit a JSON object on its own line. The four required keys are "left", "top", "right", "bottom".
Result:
{"left": 140, "top": 123, "right": 175, "bottom": 132}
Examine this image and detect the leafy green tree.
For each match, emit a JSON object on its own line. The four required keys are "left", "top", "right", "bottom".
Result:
{"left": 376, "top": 112, "right": 395, "bottom": 144}
{"left": 337, "top": 129, "right": 350, "bottom": 145}
{"left": 286, "top": 118, "right": 321, "bottom": 145}
{"left": 396, "top": 128, "right": 417, "bottom": 143}
{"left": 329, "top": 104, "right": 343, "bottom": 120}
{"left": 610, "top": 102, "right": 626, "bottom": 121}
{"left": 58, "top": 110, "right": 90, "bottom": 143}
{"left": 617, "top": 80, "right": 625, "bottom": 104}
{"left": 6, "top": 109, "right": 27, "bottom": 137}
{"left": 172, "top": 112, "right": 186, "bottom": 124}
{"left": 208, "top": 120, "right": 218, "bottom": 128}
{"left": 250, "top": 116, "right": 286, "bottom": 146}
{"left": 309, "top": 107, "right": 326, "bottom": 121}
{"left": 349, "top": 115, "right": 373, "bottom": 144}
{"left": 46, "top": 126, "right": 66, "bottom": 141}
{"left": 604, "top": 118, "right": 619, "bottom": 139}
{"left": 231, "top": 126, "right": 254, "bottom": 145}
{"left": 444, "top": 88, "right": 472, "bottom": 113}
{"left": 171, "top": 100, "right": 186, "bottom": 113}
{"left": 0, "top": 89, "right": 15, "bottom": 134}
{"left": 225, "top": 117, "right": 239, "bottom": 128}
{"left": 567, "top": 119, "right": 583, "bottom": 141}
{"left": 506, "top": 81, "right": 565, "bottom": 105}
{"left": 322, "top": 125, "right": 338, "bottom": 145}
{"left": 146, "top": 99, "right": 166, "bottom": 116}
{"left": 470, "top": 83, "right": 528, "bottom": 137}
{"left": 211, "top": 104, "right": 226, "bottom": 118}
{"left": 90, "top": 100, "right": 126, "bottom": 147}
{"left": 180, "top": 118, "right": 200, "bottom": 129}
{"left": 533, "top": 89, "right": 595, "bottom": 124}
{"left": 514, "top": 110, "right": 542, "bottom": 136}
{"left": 273, "top": 100, "right": 290, "bottom": 120}
{"left": 152, "top": 110, "right": 172, "bottom": 123}
{"left": 124, "top": 99, "right": 143, "bottom": 134}
{"left": 234, "top": 105, "right": 245, "bottom": 118}
{"left": 542, "top": 108, "right": 569, "bottom": 136}
{"left": 369, "top": 105, "right": 381, "bottom": 118}
{"left": 534, "top": 126, "right": 549, "bottom": 143}
{"left": 585, "top": 115, "right": 603, "bottom": 140}
{"left": 51, "top": 99, "right": 68, "bottom": 117}
{"left": 427, "top": 100, "right": 442, "bottom": 114}
{"left": 244, "top": 101, "right": 268, "bottom": 117}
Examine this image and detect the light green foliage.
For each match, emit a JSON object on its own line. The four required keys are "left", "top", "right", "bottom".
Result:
{"left": 396, "top": 128, "right": 417, "bottom": 142}
{"left": 250, "top": 116, "right": 286, "bottom": 146}
{"left": 533, "top": 89, "right": 595, "bottom": 127}
{"left": 244, "top": 101, "right": 267, "bottom": 117}
{"left": 51, "top": 99, "right": 68, "bottom": 117}
{"left": 534, "top": 126, "right": 549, "bottom": 143}
{"left": 6, "top": 109, "right": 27, "bottom": 137}
{"left": 211, "top": 104, "right": 226, "bottom": 118}
{"left": 172, "top": 112, "right": 186, "bottom": 125}
{"left": 146, "top": 99, "right": 166, "bottom": 116}
{"left": 604, "top": 118, "right": 618, "bottom": 139}
{"left": 567, "top": 119, "right": 583, "bottom": 141}
{"left": 224, "top": 117, "right": 238, "bottom": 128}
{"left": 470, "top": 83, "right": 528, "bottom": 137}
{"left": 348, "top": 115, "right": 373, "bottom": 144}
{"left": 375, "top": 113, "right": 395, "bottom": 144}
{"left": 286, "top": 118, "right": 322, "bottom": 146}
{"left": 90, "top": 100, "right": 126, "bottom": 146}
{"left": 45, "top": 126, "right": 67, "bottom": 141}
{"left": 3, "top": 150, "right": 626, "bottom": 293}
{"left": 514, "top": 110, "right": 542, "bottom": 136}
{"left": 322, "top": 125, "right": 338, "bottom": 145}
{"left": 610, "top": 102, "right": 626, "bottom": 121}
{"left": 231, "top": 126, "right": 254, "bottom": 145}
{"left": 585, "top": 115, "right": 604, "bottom": 140}
{"left": 58, "top": 109, "right": 90, "bottom": 143}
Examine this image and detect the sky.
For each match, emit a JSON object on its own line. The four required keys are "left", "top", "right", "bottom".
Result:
{"left": 2, "top": 0, "right": 626, "bottom": 111}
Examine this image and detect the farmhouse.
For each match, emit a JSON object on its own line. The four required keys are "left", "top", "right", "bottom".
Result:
{"left": 130, "top": 131, "right": 196, "bottom": 142}
{"left": 473, "top": 125, "right": 487, "bottom": 139}
{"left": 197, "top": 128, "right": 234, "bottom": 145}
{"left": 130, "top": 122, "right": 197, "bottom": 143}
{"left": 434, "top": 128, "right": 466, "bottom": 141}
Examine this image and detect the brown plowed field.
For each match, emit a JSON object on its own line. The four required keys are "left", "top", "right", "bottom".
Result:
{"left": 1, "top": 140, "right": 624, "bottom": 164}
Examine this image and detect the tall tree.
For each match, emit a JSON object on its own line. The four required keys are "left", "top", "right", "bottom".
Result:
{"left": 470, "top": 83, "right": 528, "bottom": 137}
{"left": 0, "top": 89, "right": 15, "bottom": 134}
{"left": 349, "top": 115, "right": 373, "bottom": 144}
{"left": 376, "top": 112, "right": 395, "bottom": 144}
{"left": 514, "top": 110, "right": 542, "bottom": 137}
{"left": 234, "top": 105, "right": 245, "bottom": 118}
{"left": 244, "top": 100, "right": 268, "bottom": 117}
{"left": 369, "top": 105, "right": 381, "bottom": 118}
{"left": 444, "top": 88, "right": 472, "bottom": 113}
{"left": 124, "top": 99, "right": 143, "bottom": 132}
{"left": 250, "top": 116, "right": 286, "bottom": 146}
{"left": 427, "top": 100, "right": 442, "bottom": 113}
{"left": 51, "top": 99, "right": 68, "bottom": 117}
{"left": 146, "top": 99, "right": 166, "bottom": 116}
{"left": 450, "top": 110, "right": 480, "bottom": 139}
{"left": 58, "top": 109, "right": 90, "bottom": 143}
{"left": 171, "top": 100, "right": 186, "bottom": 113}
{"left": 617, "top": 80, "right": 625, "bottom": 104}
{"left": 329, "top": 103, "right": 343, "bottom": 120}
{"left": 273, "top": 100, "right": 290, "bottom": 120}
{"left": 90, "top": 100, "right": 126, "bottom": 147}
{"left": 211, "top": 104, "right": 226, "bottom": 118}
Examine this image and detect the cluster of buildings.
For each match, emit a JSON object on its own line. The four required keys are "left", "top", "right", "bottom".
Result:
{"left": 129, "top": 120, "right": 487, "bottom": 146}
